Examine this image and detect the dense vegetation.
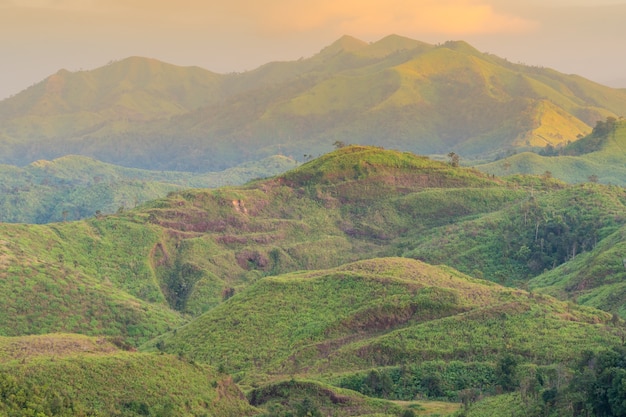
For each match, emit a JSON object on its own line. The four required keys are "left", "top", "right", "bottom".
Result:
{"left": 2, "top": 36, "right": 626, "bottom": 171}
{"left": 0, "top": 334, "right": 257, "bottom": 416}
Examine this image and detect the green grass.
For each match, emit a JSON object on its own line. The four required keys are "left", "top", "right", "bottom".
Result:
{"left": 2, "top": 145, "right": 626, "bottom": 347}
{"left": 248, "top": 379, "right": 406, "bottom": 417}
{"left": 143, "top": 257, "right": 618, "bottom": 396}
{"left": 0, "top": 344, "right": 257, "bottom": 416}
{"left": 0, "top": 145, "right": 624, "bottom": 415}
{"left": 478, "top": 121, "right": 626, "bottom": 185}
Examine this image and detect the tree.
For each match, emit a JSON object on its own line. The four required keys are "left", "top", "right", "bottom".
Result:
{"left": 333, "top": 140, "right": 346, "bottom": 149}
{"left": 495, "top": 353, "right": 519, "bottom": 393}
{"left": 447, "top": 152, "right": 460, "bottom": 167}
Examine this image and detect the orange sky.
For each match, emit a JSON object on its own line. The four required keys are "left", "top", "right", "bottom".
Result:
{"left": 1, "top": 0, "right": 626, "bottom": 99}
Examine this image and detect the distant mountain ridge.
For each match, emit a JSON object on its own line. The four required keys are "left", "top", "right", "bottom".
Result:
{"left": 1, "top": 34, "right": 626, "bottom": 171}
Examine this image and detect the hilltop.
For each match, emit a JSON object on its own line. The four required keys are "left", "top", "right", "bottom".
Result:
{"left": 1, "top": 35, "right": 626, "bottom": 170}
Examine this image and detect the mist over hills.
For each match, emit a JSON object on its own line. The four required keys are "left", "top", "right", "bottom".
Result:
{"left": 2, "top": 35, "right": 626, "bottom": 172}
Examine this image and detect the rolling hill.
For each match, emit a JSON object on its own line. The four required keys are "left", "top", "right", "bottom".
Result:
{"left": 146, "top": 257, "right": 617, "bottom": 372}
{"left": 2, "top": 35, "right": 626, "bottom": 171}
{"left": 1, "top": 146, "right": 625, "bottom": 340}
{"left": 1, "top": 145, "right": 625, "bottom": 415}
{"left": 0, "top": 334, "right": 257, "bottom": 416}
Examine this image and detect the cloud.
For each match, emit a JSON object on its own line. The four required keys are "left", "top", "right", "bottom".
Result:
{"left": 233, "top": 0, "right": 537, "bottom": 37}
{"left": 5, "top": 0, "right": 535, "bottom": 36}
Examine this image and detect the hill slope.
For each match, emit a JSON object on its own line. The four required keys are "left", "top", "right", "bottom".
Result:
{"left": 144, "top": 257, "right": 618, "bottom": 401}
{"left": 0, "top": 334, "right": 257, "bottom": 416}
{"left": 1, "top": 146, "right": 625, "bottom": 345}
{"left": 2, "top": 36, "right": 626, "bottom": 170}
{"left": 477, "top": 119, "right": 626, "bottom": 185}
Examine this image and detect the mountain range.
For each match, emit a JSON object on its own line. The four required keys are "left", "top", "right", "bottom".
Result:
{"left": 2, "top": 34, "right": 626, "bottom": 172}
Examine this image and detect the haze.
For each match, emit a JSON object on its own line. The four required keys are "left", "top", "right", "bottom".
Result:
{"left": 1, "top": 0, "right": 626, "bottom": 99}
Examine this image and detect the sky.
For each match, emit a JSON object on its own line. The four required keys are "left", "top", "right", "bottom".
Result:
{"left": 1, "top": 0, "right": 626, "bottom": 99}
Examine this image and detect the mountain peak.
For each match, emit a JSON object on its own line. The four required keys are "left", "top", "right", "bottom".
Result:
{"left": 317, "top": 35, "right": 368, "bottom": 57}
{"left": 359, "top": 34, "right": 433, "bottom": 58}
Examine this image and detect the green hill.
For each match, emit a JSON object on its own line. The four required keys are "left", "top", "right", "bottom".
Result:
{"left": 144, "top": 258, "right": 618, "bottom": 402}
{"left": 0, "top": 145, "right": 625, "bottom": 415}
{"left": 2, "top": 146, "right": 625, "bottom": 344}
{"left": 0, "top": 334, "right": 257, "bottom": 416}
{"left": 0, "top": 154, "right": 297, "bottom": 223}
{"left": 2, "top": 36, "right": 626, "bottom": 171}
{"left": 0, "top": 218, "right": 184, "bottom": 344}
{"left": 477, "top": 119, "right": 626, "bottom": 185}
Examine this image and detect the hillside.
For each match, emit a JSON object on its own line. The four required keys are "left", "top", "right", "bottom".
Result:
{"left": 1, "top": 35, "right": 626, "bottom": 171}
{"left": 0, "top": 154, "right": 297, "bottom": 223}
{"left": 0, "top": 145, "right": 625, "bottom": 415}
{"left": 144, "top": 257, "right": 619, "bottom": 401}
{"left": 1, "top": 146, "right": 625, "bottom": 344}
{"left": 0, "top": 334, "right": 257, "bottom": 416}
{"left": 477, "top": 119, "right": 626, "bottom": 185}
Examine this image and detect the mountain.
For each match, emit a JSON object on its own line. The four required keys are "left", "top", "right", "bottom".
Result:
{"left": 2, "top": 35, "right": 626, "bottom": 171}
{"left": 477, "top": 118, "right": 626, "bottom": 185}
{"left": 0, "top": 154, "right": 297, "bottom": 223}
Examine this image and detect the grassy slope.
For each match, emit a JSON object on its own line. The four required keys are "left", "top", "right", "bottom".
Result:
{"left": 144, "top": 258, "right": 616, "bottom": 384}
{"left": 0, "top": 145, "right": 625, "bottom": 416}
{"left": 0, "top": 154, "right": 297, "bottom": 223}
{"left": 247, "top": 379, "right": 409, "bottom": 417}
{"left": 2, "top": 146, "right": 625, "bottom": 347}
{"left": 0, "top": 334, "right": 257, "bottom": 417}
{"left": 477, "top": 120, "right": 626, "bottom": 185}
{"left": 402, "top": 181, "right": 626, "bottom": 285}
{"left": 0, "top": 218, "right": 183, "bottom": 344}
